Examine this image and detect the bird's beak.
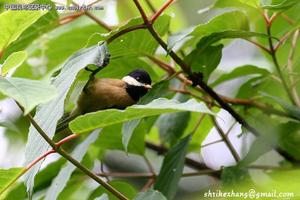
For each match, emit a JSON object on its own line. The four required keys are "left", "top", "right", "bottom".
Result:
{"left": 144, "top": 84, "right": 152, "bottom": 89}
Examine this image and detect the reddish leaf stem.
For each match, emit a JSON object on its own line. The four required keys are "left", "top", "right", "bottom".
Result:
{"left": 25, "top": 149, "right": 56, "bottom": 171}
{"left": 150, "top": 0, "right": 175, "bottom": 24}
{"left": 55, "top": 133, "right": 78, "bottom": 147}
{"left": 59, "top": 11, "right": 85, "bottom": 25}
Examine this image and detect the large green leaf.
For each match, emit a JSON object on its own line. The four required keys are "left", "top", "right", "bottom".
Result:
{"left": 0, "top": 0, "right": 58, "bottom": 62}
{"left": 157, "top": 94, "right": 191, "bottom": 145}
{"left": 69, "top": 98, "right": 214, "bottom": 134}
{"left": 0, "top": 10, "right": 46, "bottom": 51}
{"left": 0, "top": 77, "right": 57, "bottom": 114}
{"left": 278, "top": 122, "right": 300, "bottom": 160}
{"left": 211, "top": 65, "right": 270, "bottom": 86}
{"left": 154, "top": 135, "right": 191, "bottom": 199}
{"left": 99, "top": 15, "right": 170, "bottom": 59}
{"left": 45, "top": 130, "right": 100, "bottom": 200}
{"left": 184, "top": 44, "right": 223, "bottom": 82}
{"left": 121, "top": 119, "right": 141, "bottom": 152}
{"left": 1, "top": 51, "right": 27, "bottom": 76}
{"left": 261, "top": 0, "right": 300, "bottom": 10}
{"left": 196, "top": 30, "right": 273, "bottom": 52}
{"left": 24, "top": 43, "right": 110, "bottom": 196}
{"left": 239, "top": 115, "right": 280, "bottom": 166}
{"left": 94, "top": 123, "right": 145, "bottom": 157}
{"left": 168, "top": 11, "right": 249, "bottom": 50}
{"left": 134, "top": 189, "right": 167, "bottom": 200}
{"left": 0, "top": 168, "right": 24, "bottom": 196}
{"left": 262, "top": 92, "right": 300, "bottom": 121}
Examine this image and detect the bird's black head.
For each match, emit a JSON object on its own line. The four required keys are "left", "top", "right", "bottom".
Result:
{"left": 122, "top": 69, "right": 152, "bottom": 101}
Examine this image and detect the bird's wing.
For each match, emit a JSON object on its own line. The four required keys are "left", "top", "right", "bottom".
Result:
{"left": 55, "top": 107, "right": 80, "bottom": 134}
{"left": 77, "top": 78, "right": 135, "bottom": 113}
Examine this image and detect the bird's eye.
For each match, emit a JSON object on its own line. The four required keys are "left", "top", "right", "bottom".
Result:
{"left": 136, "top": 77, "right": 140, "bottom": 80}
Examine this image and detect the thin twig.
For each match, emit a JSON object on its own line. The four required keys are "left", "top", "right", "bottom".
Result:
{"left": 144, "top": 141, "right": 222, "bottom": 178}
{"left": 211, "top": 117, "right": 240, "bottom": 162}
{"left": 244, "top": 39, "right": 271, "bottom": 54}
{"left": 59, "top": 11, "right": 85, "bottom": 25}
{"left": 287, "top": 29, "right": 300, "bottom": 107}
{"left": 141, "top": 178, "right": 155, "bottom": 191}
{"left": 85, "top": 11, "right": 112, "bottom": 31}
{"left": 144, "top": 0, "right": 156, "bottom": 13}
{"left": 191, "top": 114, "right": 206, "bottom": 134}
{"left": 201, "top": 139, "right": 223, "bottom": 148}
{"left": 107, "top": 24, "right": 147, "bottom": 44}
{"left": 143, "top": 155, "right": 155, "bottom": 175}
{"left": 280, "top": 13, "right": 295, "bottom": 25}
{"left": 274, "top": 30, "right": 292, "bottom": 51}
{"left": 265, "top": 12, "right": 297, "bottom": 106}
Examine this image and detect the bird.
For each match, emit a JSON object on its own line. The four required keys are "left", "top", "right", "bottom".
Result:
{"left": 56, "top": 69, "right": 152, "bottom": 133}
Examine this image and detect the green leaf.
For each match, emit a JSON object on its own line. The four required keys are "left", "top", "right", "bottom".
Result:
{"left": 0, "top": 77, "right": 57, "bottom": 114}
{"left": 221, "top": 166, "right": 252, "bottom": 188}
{"left": 185, "top": 44, "right": 223, "bottom": 82}
{"left": 278, "top": 122, "right": 300, "bottom": 160}
{"left": 196, "top": 30, "right": 274, "bottom": 52}
{"left": 70, "top": 98, "right": 214, "bottom": 134}
{"left": 45, "top": 130, "right": 100, "bottom": 200}
{"left": 1, "top": 51, "right": 27, "bottom": 76}
{"left": 134, "top": 189, "right": 167, "bottom": 200}
{"left": 211, "top": 65, "right": 270, "bottom": 86}
{"left": 0, "top": 10, "right": 47, "bottom": 51}
{"left": 239, "top": 115, "right": 280, "bottom": 166}
{"left": 122, "top": 119, "right": 141, "bottom": 152}
{"left": 261, "top": 0, "right": 300, "bottom": 10}
{"left": 157, "top": 94, "right": 191, "bottom": 145}
{"left": 214, "top": 0, "right": 260, "bottom": 9}
{"left": 100, "top": 15, "right": 170, "bottom": 58}
{"left": 138, "top": 80, "right": 170, "bottom": 105}
{"left": 262, "top": 92, "right": 300, "bottom": 120}
{"left": 39, "top": 24, "right": 106, "bottom": 78}
{"left": 154, "top": 135, "right": 191, "bottom": 199}
{"left": 168, "top": 11, "right": 249, "bottom": 50}
{"left": 0, "top": 0, "right": 58, "bottom": 63}
{"left": 95, "top": 123, "right": 145, "bottom": 157}
{"left": 34, "top": 159, "right": 66, "bottom": 192}
{"left": 88, "top": 180, "right": 137, "bottom": 200}
{"left": 0, "top": 168, "right": 24, "bottom": 196}
{"left": 24, "top": 43, "right": 110, "bottom": 196}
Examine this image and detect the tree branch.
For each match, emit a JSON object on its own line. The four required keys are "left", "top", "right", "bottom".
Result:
{"left": 132, "top": 2, "right": 297, "bottom": 162}
{"left": 15, "top": 103, "right": 128, "bottom": 200}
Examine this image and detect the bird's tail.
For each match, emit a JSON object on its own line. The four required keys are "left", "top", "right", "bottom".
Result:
{"left": 55, "top": 108, "right": 80, "bottom": 134}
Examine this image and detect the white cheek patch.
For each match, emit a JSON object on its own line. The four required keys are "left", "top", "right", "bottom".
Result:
{"left": 122, "top": 76, "right": 144, "bottom": 87}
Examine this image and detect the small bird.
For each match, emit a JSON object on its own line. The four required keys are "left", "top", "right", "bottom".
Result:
{"left": 56, "top": 69, "right": 152, "bottom": 133}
